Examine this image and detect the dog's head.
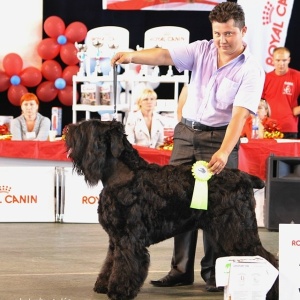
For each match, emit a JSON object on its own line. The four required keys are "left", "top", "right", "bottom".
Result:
{"left": 65, "top": 119, "right": 126, "bottom": 185}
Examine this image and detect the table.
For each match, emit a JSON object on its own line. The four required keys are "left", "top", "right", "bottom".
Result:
{"left": 238, "top": 139, "right": 300, "bottom": 180}
{"left": 2, "top": 139, "right": 300, "bottom": 178}
{"left": 0, "top": 140, "right": 172, "bottom": 165}
{"left": 0, "top": 140, "right": 172, "bottom": 223}
{"left": 2, "top": 139, "right": 299, "bottom": 226}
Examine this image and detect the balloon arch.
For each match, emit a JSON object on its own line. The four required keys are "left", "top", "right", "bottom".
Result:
{"left": 0, "top": 16, "right": 87, "bottom": 106}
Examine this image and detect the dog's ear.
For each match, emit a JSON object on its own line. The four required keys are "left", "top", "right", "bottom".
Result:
{"left": 110, "top": 121, "right": 125, "bottom": 157}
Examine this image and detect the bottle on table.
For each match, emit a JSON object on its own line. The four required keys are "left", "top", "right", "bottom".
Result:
{"left": 251, "top": 114, "right": 259, "bottom": 139}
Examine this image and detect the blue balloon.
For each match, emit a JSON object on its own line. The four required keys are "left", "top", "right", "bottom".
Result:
{"left": 55, "top": 78, "right": 66, "bottom": 90}
{"left": 57, "top": 35, "right": 67, "bottom": 45}
{"left": 10, "top": 75, "right": 21, "bottom": 86}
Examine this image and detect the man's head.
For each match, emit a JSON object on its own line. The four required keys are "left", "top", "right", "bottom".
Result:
{"left": 272, "top": 47, "right": 290, "bottom": 75}
{"left": 209, "top": 2, "right": 245, "bottom": 30}
{"left": 209, "top": 2, "right": 246, "bottom": 58}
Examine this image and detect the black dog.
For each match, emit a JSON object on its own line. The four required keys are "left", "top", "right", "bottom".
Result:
{"left": 65, "top": 119, "right": 278, "bottom": 300}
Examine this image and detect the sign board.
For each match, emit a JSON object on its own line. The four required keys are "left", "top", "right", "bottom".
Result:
{"left": 0, "top": 167, "right": 55, "bottom": 222}
{"left": 279, "top": 224, "right": 300, "bottom": 299}
{"left": 62, "top": 167, "right": 103, "bottom": 223}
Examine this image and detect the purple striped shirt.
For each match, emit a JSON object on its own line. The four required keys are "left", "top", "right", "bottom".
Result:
{"left": 169, "top": 39, "right": 265, "bottom": 126}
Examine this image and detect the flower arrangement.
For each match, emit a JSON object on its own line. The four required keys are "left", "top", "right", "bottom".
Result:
{"left": 0, "top": 124, "right": 12, "bottom": 140}
{"left": 61, "top": 124, "right": 70, "bottom": 141}
{"left": 262, "top": 117, "right": 284, "bottom": 139}
{"left": 159, "top": 135, "right": 174, "bottom": 150}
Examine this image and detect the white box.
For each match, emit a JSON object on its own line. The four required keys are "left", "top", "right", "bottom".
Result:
{"left": 98, "top": 83, "right": 111, "bottom": 105}
{"left": 51, "top": 107, "right": 62, "bottom": 136}
{"left": 216, "top": 256, "right": 278, "bottom": 300}
{"left": 81, "top": 83, "right": 98, "bottom": 105}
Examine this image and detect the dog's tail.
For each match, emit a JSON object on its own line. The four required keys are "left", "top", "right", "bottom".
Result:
{"left": 247, "top": 173, "right": 265, "bottom": 189}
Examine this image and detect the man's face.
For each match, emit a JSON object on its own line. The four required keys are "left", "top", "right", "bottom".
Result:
{"left": 272, "top": 50, "right": 290, "bottom": 75}
{"left": 212, "top": 19, "right": 246, "bottom": 56}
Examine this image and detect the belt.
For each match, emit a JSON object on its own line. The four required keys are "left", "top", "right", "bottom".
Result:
{"left": 181, "top": 117, "right": 228, "bottom": 131}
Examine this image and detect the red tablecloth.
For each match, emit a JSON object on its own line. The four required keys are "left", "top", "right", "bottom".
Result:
{"left": 0, "top": 140, "right": 172, "bottom": 165}
{"left": 2, "top": 139, "right": 300, "bottom": 179}
{"left": 238, "top": 139, "right": 300, "bottom": 180}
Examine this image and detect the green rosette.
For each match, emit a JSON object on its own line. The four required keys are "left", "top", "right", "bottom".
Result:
{"left": 190, "top": 161, "right": 213, "bottom": 210}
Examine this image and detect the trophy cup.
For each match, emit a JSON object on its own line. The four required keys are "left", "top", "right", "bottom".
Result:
{"left": 166, "top": 65, "right": 173, "bottom": 76}
{"left": 92, "top": 38, "right": 104, "bottom": 76}
{"left": 75, "top": 42, "right": 87, "bottom": 76}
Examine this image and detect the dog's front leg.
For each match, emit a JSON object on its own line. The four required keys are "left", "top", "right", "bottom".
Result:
{"left": 106, "top": 237, "right": 150, "bottom": 300}
{"left": 94, "top": 238, "right": 115, "bottom": 294}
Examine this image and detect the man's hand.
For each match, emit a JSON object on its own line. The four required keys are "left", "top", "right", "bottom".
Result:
{"left": 111, "top": 52, "right": 133, "bottom": 66}
{"left": 207, "top": 150, "right": 229, "bottom": 174}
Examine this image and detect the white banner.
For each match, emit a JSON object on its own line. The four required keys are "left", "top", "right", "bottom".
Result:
{"left": 103, "top": 0, "right": 223, "bottom": 11}
{"left": 279, "top": 224, "right": 300, "bottom": 300}
{"left": 0, "top": 167, "right": 56, "bottom": 222}
{"left": 63, "top": 167, "right": 103, "bottom": 223}
{"left": 239, "top": 0, "right": 295, "bottom": 72}
{"left": 0, "top": 0, "right": 42, "bottom": 69}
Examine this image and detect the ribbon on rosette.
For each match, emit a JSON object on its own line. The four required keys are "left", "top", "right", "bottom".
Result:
{"left": 190, "top": 161, "right": 213, "bottom": 210}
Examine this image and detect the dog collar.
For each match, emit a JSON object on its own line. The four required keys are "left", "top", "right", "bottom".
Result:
{"left": 191, "top": 161, "right": 212, "bottom": 210}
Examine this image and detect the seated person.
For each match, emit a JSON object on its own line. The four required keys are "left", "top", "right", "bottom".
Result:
{"left": 125, "top": 88, "right": 164, "bottom": 148}
{"left": 241, "top": 98, "right": 270, "bottom": 139}
{"left": 10, "top": 93, "right": 51, "bottom": 141}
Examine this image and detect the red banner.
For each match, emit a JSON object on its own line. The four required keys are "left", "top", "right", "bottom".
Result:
{"left": 103, "top": 0, "right": 223, "bottom": 11}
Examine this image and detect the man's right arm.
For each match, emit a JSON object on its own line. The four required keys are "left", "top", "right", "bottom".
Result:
{"left": 111, "top": 48, "right": 173, "bottom": 66}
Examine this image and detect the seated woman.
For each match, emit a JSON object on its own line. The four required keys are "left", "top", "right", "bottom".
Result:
{"left": 241, "top": 98, "right": 271, "bottom": 139}
{"left": 125, "top": 88, "right": 164, "bottom": 148}
{"left": 10, "top": 92, "right": 51, "bottom": 141}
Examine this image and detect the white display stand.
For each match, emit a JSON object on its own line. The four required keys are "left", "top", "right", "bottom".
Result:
{"left": 144, "top": 26, "right": 189, "bottom": 48}
{"left": 72, "top": 26, "right": 190, "bottom": 123}
{"left": 279, "top": 224, "right": 300, "bottom": 300}
{"left": 0, "top": 167, "right": 56, "bottom": 222}
{"left": 85, "top": 26, "right": 130, "bottom": 64}
{"left": 62, "top": 167, "right": 103, "bottom": 223}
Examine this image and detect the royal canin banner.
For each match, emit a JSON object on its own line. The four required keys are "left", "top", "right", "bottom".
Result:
{"left": 102, "top": 0, "right": 223, "bottom": 11}
{"left": 238, "top": 0, "right": 295, "bottom": 72}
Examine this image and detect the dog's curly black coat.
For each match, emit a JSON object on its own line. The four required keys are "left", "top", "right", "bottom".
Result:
{"left": 65, "top": 119, "right": 278, "bottom": 300}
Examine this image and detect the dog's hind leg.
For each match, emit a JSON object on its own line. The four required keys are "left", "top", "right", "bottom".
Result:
{"left": 106, "top": 238, "right": 150, "bottom": 300}
{"left": 94, "top": 239, "right": 115, "bottom": 294}
{"left": 205, "top": 196, "right": 279, "bottom": 299}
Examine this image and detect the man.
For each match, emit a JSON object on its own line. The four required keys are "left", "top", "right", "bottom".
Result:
{"left": 111, "top": 1, "right": 264, "bottom": 292}
{"left": 262, "top": 47, "right": 300, "bottom": 139}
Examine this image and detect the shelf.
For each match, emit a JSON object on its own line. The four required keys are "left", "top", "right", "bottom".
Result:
{"left": 73, "top": 104, "right": 130, "bottom": 112}
{"left": 72, "top": 73, "right": 189, "bottom": 123}
{"left": 73, "top": 74, "right": 188, "bottom": 84}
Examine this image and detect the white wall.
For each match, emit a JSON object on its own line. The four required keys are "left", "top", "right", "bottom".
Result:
{"left": 0, "top": 0, "right": 43, "bottom": 69}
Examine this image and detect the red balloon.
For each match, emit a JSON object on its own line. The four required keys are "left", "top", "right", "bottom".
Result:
{"left": 36, "top": 81, "right": 57, "bottom": 102}
{"left": 58, "top": 85, "right": 77, "bottom": 106}
{"left": 3, "top": 53, "right": 23, "bottom": 76}
{"left": 62, "top": 65, "right": 79, "bottom": 85}
{"left": 37, "top": 38, "right": 60, "bottom": 60}
{"left": 60, "top": 43, "right": 79, "bottom": 65}
{"left": 41, "top": 60, "right": 62, "bottom": 81}
{"left": 0, "top": 71, "right": 10, "bottom": 92}
{"left": 20, "top": 67, "right": 42, "bottom": 87}
{"left": 44, "top": 16, "right": 65, "bottom": 38}
{"left": 65, "top": 22, "right": 88, "bottom": 43}
{"left": 7, "top": 85, "right": 28, "bottom": 106}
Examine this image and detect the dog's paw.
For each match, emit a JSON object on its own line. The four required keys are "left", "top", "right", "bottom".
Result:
{"left": 93, "top": 285, "right": 108, "bottom": 294}
{"left": 94, "top": 280, "right": 108, "bottom": 294}
{"left": 107, "top": 290, "right": 136, "bottom": 300}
